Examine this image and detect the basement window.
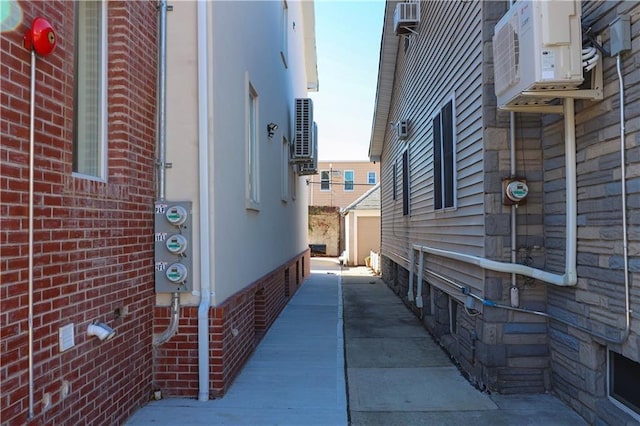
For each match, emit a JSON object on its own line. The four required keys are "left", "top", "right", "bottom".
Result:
{"left": 609, "top": 350, "right": 640, "bottom": 420}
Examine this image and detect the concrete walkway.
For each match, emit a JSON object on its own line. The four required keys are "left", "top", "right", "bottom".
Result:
{"left": 342, "top": 264, "right": 586, "bottom": 425}
{"left": 127, "top": 258, "right": 586, "bottom": 425}
{"left": 126, "top": 258, "right": 347, "bottom": 425}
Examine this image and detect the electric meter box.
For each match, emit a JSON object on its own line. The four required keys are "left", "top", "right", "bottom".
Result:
{"left": 154, "top": 201, "right": 193, "bottom": 293}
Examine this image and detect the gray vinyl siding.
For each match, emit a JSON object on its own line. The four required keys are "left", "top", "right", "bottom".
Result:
{"left": 380, "top": 1, "right": 485, "bottom": 295}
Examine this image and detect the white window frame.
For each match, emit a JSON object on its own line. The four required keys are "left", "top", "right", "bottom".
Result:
{"left": 320, "top": 170, "right": 330, "bottom": 191}
{"left": 344, "top": 170, "right": 354, "bottom": 192}
{"left": 281, "top": 136, "right": 289, "bottom": 202}
{"left": 280, "top": 0, "right": 288, "bottom": 68}
{"left": 73, "top": 0, "right": 108, "bottom": 181}
{"left": 367, "top": 171, "right": 376, "bottom": 185}
{"left": 246, "top": 76, "right": 260, "bottom": 210}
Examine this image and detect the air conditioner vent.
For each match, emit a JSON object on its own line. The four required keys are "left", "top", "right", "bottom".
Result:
{"left": 393, "top": 2, "right": 420, "bottom": 35}
{"left": 292, "top": 98, "right": 314, "bottom": 162}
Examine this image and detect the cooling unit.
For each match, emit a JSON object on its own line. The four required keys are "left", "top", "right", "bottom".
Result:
{"left": 493, "top": 0, "right": 583, "bottom": 109}
{"left": 393, "top": 2, "right": 420, "bottom": 36}
{"left": 299, "top": 122, "right": 318, "bottom": 175}
{"left": 292, "top": 98, "right": 314, "bottom": 162}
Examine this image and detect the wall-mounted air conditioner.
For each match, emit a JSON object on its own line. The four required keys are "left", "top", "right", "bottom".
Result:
{"left": 298, "top": 122, "right": 318, "bottom": 175}
{"left": 493, "top": 0, "right": 583, "bottom": 109}
{"left": 397, "top": 120, "right": 409, "bottom": 140}
{"left": 394, "top": 2, "right": 420, "bottom": 36}
{"left": 292, "top": 98, "right": 314, "bottom": 162}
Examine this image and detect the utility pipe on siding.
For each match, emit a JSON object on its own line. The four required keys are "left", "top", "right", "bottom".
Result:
{"left": 153, "top": 0, "right": 181, "bottom": 346}
{"left": 197, "top": 0, "right": 213, "bottom": 401}
{"left": 410, "top": 98, "right": 578, "bottom": 287}
{"left": 614, "top": 53, "right": 630, "bottom": 344}
{"left": 509, "top": 111, "right": 519, "bottom": 307}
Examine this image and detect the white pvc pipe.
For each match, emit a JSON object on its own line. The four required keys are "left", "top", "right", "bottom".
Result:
{"left": 197, "top": 0, "right": 212, "bottom": 402}
{"left": 408, "top": 247, "right": 415, "bottom": 301}
{"left": 411, "top": 98, "right": 578, "bottom": 287}
{"left": 153, "top": 0, "right": 181, "bottom": 347}
{"left": 616, "top": 53, "right": 630, "bottom": 343}
{"left": 27, "top": 49, "right": 35, "bottom": 420}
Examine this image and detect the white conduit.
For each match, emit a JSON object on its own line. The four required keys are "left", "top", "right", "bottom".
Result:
{"left": 409, "top": 98, "right": 578, "bottom": 292}
{"left": 27, "top": 48, "right": 36, "bottom": 420}
{"left": 197, "top": 0, "right": 212, "bottom": 402}
{"left": 153, "top": 0, "right": 181, "bottom": 347}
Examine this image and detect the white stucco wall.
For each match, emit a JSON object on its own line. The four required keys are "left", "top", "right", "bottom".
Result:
{"left": 163, "top": 1, "right": 314, "bottom": 306}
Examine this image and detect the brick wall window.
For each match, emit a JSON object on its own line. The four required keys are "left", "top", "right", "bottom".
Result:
{"left": 433, "top": 98, "right": 456, "bottom": 210}
{"left": 73, "top": 0, "right": 107, "bottom": 179}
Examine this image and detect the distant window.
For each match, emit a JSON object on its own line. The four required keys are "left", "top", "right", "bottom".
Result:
{"left": 402, "top": 150, "right": 409, "bottom": 215}
{"left": 344, "top": 170, "right": 354, "bottom": 191}
{"left": 320, "top": 170, "right": 330, "bottom": 191}
{"left": 433, "top": 98, "right": 456, "bottom": 210}
{"left": 609, "top": 351, "right": 640, "bottom": 420}
{"left": 281, "top": 137, "right": 289, "bottom": 202}
{"left": 73, "top": 0, "right": 107, "bottom": 179}
{"left": 367, "top": 171, "right": 376, "bottom": 185}
{"left": 280, "top": 1, "right": 288, "bottom": 67}
{"left": 246, "top": 79, "right": 259, "bottom": 210}
{"left": 392, "top": 162, "right": 397, "bottom": 201}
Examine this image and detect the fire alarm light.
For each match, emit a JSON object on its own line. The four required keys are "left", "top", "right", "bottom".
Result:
{"left": 24, "top": 17, "right": 56, "bottom": 56}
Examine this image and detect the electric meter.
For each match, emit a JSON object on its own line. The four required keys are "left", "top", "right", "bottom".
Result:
{"left": 165, "top": 234, "right": 188, "bottom": 255}
{"left": 506, "top": 180, "right": 529, "bottom": 203}
{"left": 166, "top": 263, "right": 188, "bottom": 283}
{"left": 165, "top": 205, "right": 188, "bottom": 226}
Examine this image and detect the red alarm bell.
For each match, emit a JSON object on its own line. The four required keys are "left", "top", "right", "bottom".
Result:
{"left": 24, "top": 17, "right": 56, "bottom": 56}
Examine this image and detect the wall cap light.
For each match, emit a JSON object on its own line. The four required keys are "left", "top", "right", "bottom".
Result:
{"left": 267, "top": 123, "right": 278, "bottom": 138}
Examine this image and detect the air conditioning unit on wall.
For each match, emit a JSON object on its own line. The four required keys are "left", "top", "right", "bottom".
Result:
{"left": 298, "top": 122, "right": 318, "bottom": 175}
{"left": 394, "top": 2, "right": 420, "bottom": 35}
{"left": 292, "top": 98, "right": 314, "bottom": 162}
{"left": 493, "top": 0, "right": 583, "bottom": 109}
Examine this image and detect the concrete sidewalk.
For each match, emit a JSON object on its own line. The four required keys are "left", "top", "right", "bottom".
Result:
{"left": 342, "top": 265, "right": 586, "bottom": 426}
{"left": 126, "top": 258, "right": 347, "bottom": 426}
{"left": 127, "top": 258, "right": 586, "bottom": 425}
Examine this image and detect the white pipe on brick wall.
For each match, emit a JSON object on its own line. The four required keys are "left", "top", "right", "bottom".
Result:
{"left": 27, "top": 48, "right": 36, "bottom": 420}
{"left": 197, "top": 0, "right": 213, "bottom": 402}
{"left": 410, "top": 99, "right": 578, "bottom": 288}
{"left": 153, "top": 0, "right": 181, "bottom": 346}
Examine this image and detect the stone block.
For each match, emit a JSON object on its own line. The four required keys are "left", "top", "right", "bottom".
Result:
{"left": 476, "top": 341, "right": 507, "bottom": 366}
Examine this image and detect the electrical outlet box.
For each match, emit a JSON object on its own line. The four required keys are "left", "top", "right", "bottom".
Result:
{"left": 609, "top": 15, "right": 631, "bottom": 56}
{"left": 154, "top": 201, "right": 193, "bottom": 293}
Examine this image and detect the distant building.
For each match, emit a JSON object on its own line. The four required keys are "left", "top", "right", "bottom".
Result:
{"left": 308, "top": 160, "right": 380, "bottom": 209}
{"left": 307, "top": 161, "right": 380, "bottom": 257}
{"left": 343, "top": 184, "right": 381, "bottom": 266}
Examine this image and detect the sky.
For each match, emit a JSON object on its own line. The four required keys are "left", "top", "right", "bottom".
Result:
{"left": 309, "top": 0, "right": 386, "bottom": 161}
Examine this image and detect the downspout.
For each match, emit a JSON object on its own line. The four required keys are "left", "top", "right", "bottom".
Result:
{"left": 196, "top": 0, "right": 212, "bottom": 402}
{"left": 153, "top": 0, "right": 181, "bottom": 346}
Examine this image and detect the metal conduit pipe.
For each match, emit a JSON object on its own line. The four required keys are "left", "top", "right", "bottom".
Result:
{"left": 153, "top": 0, "right": 181, "bottom": 346}
{"left": 614, "top": 53, "right": 631, "bottom": 344}
{"left": 27, "top": 48, "right": 36, "bottom": 420}
{"left": 510, "top": 111, "right": 518, "bottom": 307}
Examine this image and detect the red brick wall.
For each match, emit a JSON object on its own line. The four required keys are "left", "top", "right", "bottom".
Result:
{"left": 153, "top": 250, "right": 311, "bottom": 398}
{"left": 1, "top": 1, "right": 157, "bottom": 424}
